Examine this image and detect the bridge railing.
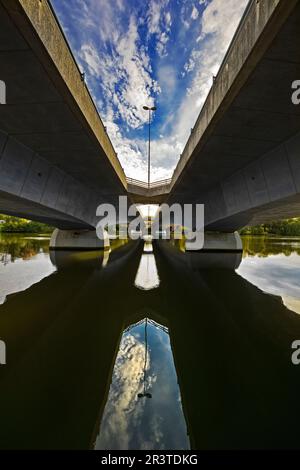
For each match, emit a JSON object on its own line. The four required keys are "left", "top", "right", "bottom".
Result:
{"left": 124, "top": 318, "right": 169, "bottom": 334}
{"left": 126, "top": 177, "right": 172, "bottom": 188}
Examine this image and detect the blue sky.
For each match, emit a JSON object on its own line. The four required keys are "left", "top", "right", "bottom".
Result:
{"left": 50, "top": 0, "right": 248, "bottom": 182}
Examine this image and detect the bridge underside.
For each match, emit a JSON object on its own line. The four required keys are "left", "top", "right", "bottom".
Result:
{"left": 0, "top": 0, "right": 127, "bottom": 230}
{"left": 0, "top": 0, "right": 299, "bottom": 246}
{"left": 0, "top": 189, "right": 92, "bottom": 229}
{"left": 206, "top": 190, "right": 300, "bottom": 233}
{"left": 127, "top": 180, "right": 170, "bottom": 205}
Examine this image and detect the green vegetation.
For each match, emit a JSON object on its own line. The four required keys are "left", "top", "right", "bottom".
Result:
{"left": 240, "top": 218, "right": 300, "bottom": 236}
{"left": 0, "top": 234, "right": 50, "bottom": 263}
{"left": 242, "top": 235, "right": 300, "bottom": 258}
{"left": 0, "top": 214, "right": 53, "bottom": 233}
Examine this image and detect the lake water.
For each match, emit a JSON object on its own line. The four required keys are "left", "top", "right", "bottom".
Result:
{"left": 0, "top": 233, "right": 300, "bottom": 449}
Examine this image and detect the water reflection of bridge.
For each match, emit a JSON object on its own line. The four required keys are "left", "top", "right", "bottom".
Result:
{"left": 0, "top": 240, "right": 300, "bottom": 449}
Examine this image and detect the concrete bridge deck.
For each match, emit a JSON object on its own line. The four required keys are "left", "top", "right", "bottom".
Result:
{"left": 126, "top": 177, "right": 171, "bottom": 204}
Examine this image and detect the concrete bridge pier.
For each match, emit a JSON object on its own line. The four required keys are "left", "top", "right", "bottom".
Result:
{"left": 49, "top": 228, "right": 109, "bottom": 251}
{"left": 152, "top": 208, "right": 243, "bottom": 252}
{"left": 185, "top": 231, "right": 243, "bottom": 253}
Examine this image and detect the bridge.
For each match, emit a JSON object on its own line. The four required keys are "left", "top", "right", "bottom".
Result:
{"left": 126, "top": 177, "right": 171, "bottom": 204}
{"left": 0, "top": 0, "right": 299, "bottom": 250}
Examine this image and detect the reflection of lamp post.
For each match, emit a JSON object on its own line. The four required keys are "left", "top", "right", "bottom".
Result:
{"left": 138, "top": 318, "right": 152, "bottom": 399}
{"left": 143, "top": 105, "right": 157, "bottom": 188}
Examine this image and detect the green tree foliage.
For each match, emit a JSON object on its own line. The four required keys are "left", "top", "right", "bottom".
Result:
{"left": 240, "top": 218, "right": 300, "bottom": 236}
{"left": 242, "top": 235, "right": 300, "bottom": 257}
{"left": 0, "top": 214, "right": 53, "bottom": 233}
{"left": 0, "top": 235, "right": 50, "bottom": 263}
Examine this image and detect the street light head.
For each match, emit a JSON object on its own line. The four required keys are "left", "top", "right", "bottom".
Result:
{"left": 143, "top": 105, "right": 157, "bottom": 111}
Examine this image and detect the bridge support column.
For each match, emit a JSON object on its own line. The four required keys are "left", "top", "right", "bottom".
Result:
{"left": 185, "top": 232, "right": 242, "bottom": 252}
{"left": 49, "top": 229, "right": 109, "bottom": 251}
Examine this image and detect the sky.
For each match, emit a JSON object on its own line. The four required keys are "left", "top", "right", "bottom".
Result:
{"left": 50, "top": 0, "right": 249, "bottom": 182}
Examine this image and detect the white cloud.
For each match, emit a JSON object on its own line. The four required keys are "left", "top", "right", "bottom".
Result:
{"left": 113, "top": 0, "right": 249, "bottom": 181}
{"left": 79, "top": 43, "right": 102, "bottom": 77}
{"left": 95, "top": 333, "right": 152, "bottom": 449}
{"left": 147, "top": 0, "right": 171, "bottom": 57}
{"left": 147, "top": 0, "right": 169, "bottom": 34}
{"left": 172, "top": 0, "right": 249, "bottom": 166}
{"left": 187, "top": 0, "right": 248, "bottom": 95}
{"left": 114, "top": 16, "right": 160, "bottom": 127}
{"left": 191, "top": 6, "right": 199, "bottom": 20}
{"left": 79, "top": 15, "right": 160, "bottom": 130}
{"left": 61, "top": 0, "right": 249, "bottom": 182}
{"left": 106, "top": 120, "right": 179, "bottom": 182}
{"left": 78, "top": 0, "right": 122, "bottom": 43}
{"left": 157, "top": 65, "right": 176, "bottom": 95}
{"left": 105, "top": 121, "right": 146, "bottom": 180}
{"left": 165, "top": 11, "right": 172, "bottom": 28}
{"left": 156, "top": 31, "right": 170, "bottom": 58}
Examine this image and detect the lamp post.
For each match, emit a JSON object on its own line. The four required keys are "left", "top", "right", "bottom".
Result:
{"left": 137, "top": 318, "right": 152, "bottom": 399}
{"left": 143, "top": 105, "right": 156, "bottom": 187}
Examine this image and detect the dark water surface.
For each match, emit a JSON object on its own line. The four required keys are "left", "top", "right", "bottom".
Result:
{"left": 0, "top": 233, "right": 300, "bottom": 449}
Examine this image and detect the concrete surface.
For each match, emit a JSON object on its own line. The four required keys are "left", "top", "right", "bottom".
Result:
{"left": 49, "top": 228, "right": 109, "bottom": 250}
{"left": 185, "top": 232, "right": 243, "bottom": 252}
{"left": 127, "top": 180, "right": 171, "bottom": 204}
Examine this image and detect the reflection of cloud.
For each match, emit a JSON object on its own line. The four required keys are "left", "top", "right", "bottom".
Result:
{"left": 95, "top": 321, "right": 190, "bottom": 450}
{"left": 283, "top": 297, "right": 300, "bottom": 316}
{"left": 140, "top": 413, "right": 165, "bottom": 451}
{"left": 0, "top": 253, "right": 56, "bottom": 305}
{"left": 237, "top": 254, "right": 300, "bottom": 308}
{"left": 95, "top": 333, "right": 153, "bottom": 450}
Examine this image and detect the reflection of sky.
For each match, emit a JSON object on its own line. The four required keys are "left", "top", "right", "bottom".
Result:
{"left": 95, "top": 320, "right": 190, "bottom": 450}
{"left": 0, "top": 252, "right": 56, "bottom": 305}
{"left": 237, "top": 253, "right": 300, "bottom": 314}
{"left": 134, "top": 254, "right": 160, "bottom": 290}
{"left": 143, "top": 242, "right": 153, "bottom": 253}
